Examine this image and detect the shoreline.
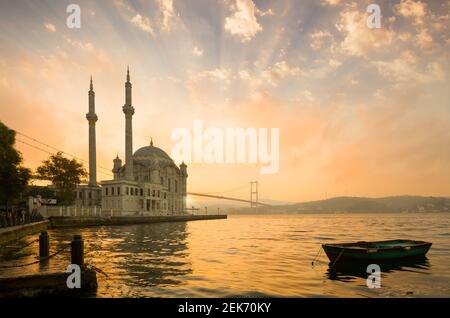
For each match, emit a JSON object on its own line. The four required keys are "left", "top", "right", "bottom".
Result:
{"left": 48, "top": 214, "right": 227, "bottom": 229}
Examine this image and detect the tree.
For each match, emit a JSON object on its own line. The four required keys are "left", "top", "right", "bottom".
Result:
{"left": 35, "top": 152, "right": 87, "bottom": 205}
{"left": 0, "top": 121, "right": 31, "bottom": 207}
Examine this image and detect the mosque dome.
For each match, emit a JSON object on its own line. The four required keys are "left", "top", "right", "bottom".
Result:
{"left": 133, "top": 140, "right": 174, "bottom": 164}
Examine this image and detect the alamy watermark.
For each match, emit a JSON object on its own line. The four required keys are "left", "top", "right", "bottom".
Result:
{"left": 66, "top": 4, "right": 81, "bottom": 29}
{"left": 66, "top": 264, "right": 81, "bottom": 289}
{"left": 367, "top": 4, "right": 382, "bottom": 29}
{"left": 366, "top": 264, "right": 381, "bottom": 288}
{"left": 170, "top": 120, "right": 280, "bottom": 175}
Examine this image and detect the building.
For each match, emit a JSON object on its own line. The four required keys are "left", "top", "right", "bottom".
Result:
{"left": 99, "top": 68, "right": 188, "bottom": 216}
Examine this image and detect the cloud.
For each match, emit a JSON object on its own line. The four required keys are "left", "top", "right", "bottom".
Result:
{"left": 63, "top": 36, "right": 94, "bottom": 52}
{"left": 395, "top": 0, "right": 427, "bottom": 25}
{"left": 131, "top": 14, "right": 154, "bottom": 35}
{"left": 309, "top": 30, "right": 332, "bottom": 50}
{"left": 415, "top": 28, "right": 433, "bottom": 49}
{"left": 328, "top": 58, "right": 342, "bottom": 69}
{"left": 298, "top": 90, "right": 316, "bottom": 103}
{"left": 192, "top": 46, "right": 203, "bottom": 57}
{"left": 44, "top": 23, "right": 56, "bottom": 33}
{"left": 261, "top": 61, "right": 302, "bottom": 86}
{"left": 225, "top": 0, "right": 262, "bottom": 42}
{"left": 186, "top": 68, "right": 232, "bottom": 105}
{"left": 158, "top": 0, "right": 176, "bottom": 31}
{"left": 256, "top": 8, "right": 274, "bottom": 17}
{"left": 321, "top": 0, "right": 341, "bottom": 6}
{"left": 373, "top": 51, "right": 444, "bottom": 84}
{"left": 336, "top": 9, "right": 394, "bottom": 57}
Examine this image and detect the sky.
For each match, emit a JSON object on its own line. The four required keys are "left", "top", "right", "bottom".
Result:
{"left": 0, "top": 0, "right": 449, "bottom": 203}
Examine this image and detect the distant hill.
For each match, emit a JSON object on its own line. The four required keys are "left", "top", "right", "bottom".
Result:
{"left": 230, "top": 196, "right": 450, "bottom": 214}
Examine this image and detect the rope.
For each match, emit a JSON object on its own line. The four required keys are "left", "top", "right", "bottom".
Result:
{"left": 86, "top": 263, "right": 109, "bottom": 278}
{"left": 312, "top": 246, "right": 323, "bottom": 267}
{"left": 8, "top": 238, "right": 39, "bottom": 253}
{"left": 330, "top": 248, "right": 345, "bottom": 269}
{"left": 0, "top": 243, "right": 71, "bottom": 269}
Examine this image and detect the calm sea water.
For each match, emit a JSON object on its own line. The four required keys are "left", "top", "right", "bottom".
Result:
{"left": 1, "top": 213, "right": 450, "bottom": 297}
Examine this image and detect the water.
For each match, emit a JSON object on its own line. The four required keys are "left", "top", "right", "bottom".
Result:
{"left": 1, "top": 213, "right": 450, "bottom": 297}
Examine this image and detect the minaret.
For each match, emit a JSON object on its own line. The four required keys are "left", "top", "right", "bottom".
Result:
{"left": 123, "top": 66, "right": 135, "bottom": 181}
{"left": 86, "top": 76, "right": 98, "bottom": 186}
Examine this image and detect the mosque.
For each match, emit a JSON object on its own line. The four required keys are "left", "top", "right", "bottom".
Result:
{"left": 75, "top": 68, "right": 188, "bottom": 216}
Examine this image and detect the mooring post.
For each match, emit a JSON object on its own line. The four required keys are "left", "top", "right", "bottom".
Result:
{"left": 71, "top": 235, "right": 84, "bottom": 266}
{"left": 39, "top": 231, "right": 49, "bottom": 258}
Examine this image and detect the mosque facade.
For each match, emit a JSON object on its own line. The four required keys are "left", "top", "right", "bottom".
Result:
{"left": 76, "top": 68, "right": 188, "bottom": 216}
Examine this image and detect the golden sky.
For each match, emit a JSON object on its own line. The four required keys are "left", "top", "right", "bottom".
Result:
{"left": 0, "top": 0, "right": 449, "bottom": 202}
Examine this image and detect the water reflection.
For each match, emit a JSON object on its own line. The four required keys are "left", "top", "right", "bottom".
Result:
{"left": 70, "top": 222, "right": 193, "bottom": 295}
{"left": 109, "top": 222, "right": 192, "bottom": 288}
{"left": 326, "top": 258, "right": 431, "bottom": 282}
{"left": 1, "top": 213, "right": 450, "bottom": 297}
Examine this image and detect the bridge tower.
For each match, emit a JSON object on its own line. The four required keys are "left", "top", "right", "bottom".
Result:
{"left": 250, "top": 181, "right": 259, "bottom": 208}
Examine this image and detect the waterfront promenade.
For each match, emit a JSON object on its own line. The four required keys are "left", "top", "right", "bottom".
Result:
{"left": 0, "top": 214, "right": 227, "bottom": 245}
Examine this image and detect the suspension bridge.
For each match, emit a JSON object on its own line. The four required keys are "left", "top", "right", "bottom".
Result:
{"left": 188, "top": 181, "right": 271, "bottom": 207}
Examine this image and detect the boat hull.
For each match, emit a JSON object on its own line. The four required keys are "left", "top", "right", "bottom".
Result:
{"left": 322, "top": 240, "right": 432, "bottom": 262}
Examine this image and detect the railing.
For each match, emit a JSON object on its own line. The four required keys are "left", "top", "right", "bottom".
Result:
{"left": 0, "top": 209, "right": 44, "bottom": 229}
{"left": 42, "top": 206, "right": 117, "bottom": 218}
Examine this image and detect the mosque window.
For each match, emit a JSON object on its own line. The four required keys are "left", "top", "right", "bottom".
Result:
{"left": 105, "top": 188, "right": 109, "bottom": 196}
{"left": 118, "top": 187, "right": 121, "bottom": 195}
{"left": 88, "top": 191, "right": 92, "bottom": 199}
{"left": 157, "top": 190, "right": 160, "bottom": 197}
{"left": 111, "top": 187, "right": 115, "bottom": 195}
{"left": 175, "top": 180, "right": 178, "bottom": 193}
{"left": 140, "top": 188, "right": 143, "bottom": 196}
{"left": 126, "top": 187, "right": 129, "bottom": 195}
{"left": 168, "top": 179, "right": 171, "bottom": 192}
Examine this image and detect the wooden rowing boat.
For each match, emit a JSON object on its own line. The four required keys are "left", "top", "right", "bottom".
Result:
{"left": 322, "top": 239, "right": 432, "bottom": 262}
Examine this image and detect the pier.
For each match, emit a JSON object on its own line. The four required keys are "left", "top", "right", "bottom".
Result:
{"left": 48, "top": 214, "right": 227, "bottom": 228}
{"left": 0, "top": 220, "right": 49, "bottom": 245}
{"left": 0, "top": 233, "right": 97, "bottom": 297}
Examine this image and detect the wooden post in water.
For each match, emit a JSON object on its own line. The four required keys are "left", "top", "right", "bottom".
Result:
{"left": 39, "top": 231, "right": 49, "bottom": 258}
{"left": 71, "top": 235, "right": 84, "bottom": 266}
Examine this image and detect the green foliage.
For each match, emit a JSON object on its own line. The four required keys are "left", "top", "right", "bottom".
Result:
{"left": 0, "top": 121, "right": 31, "bottom": 206}
{"left": 35, "top": 152, "right": 87, "bottom": 205}
{"left": 26, "top": 185, "right": 56, "bottom": 199}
